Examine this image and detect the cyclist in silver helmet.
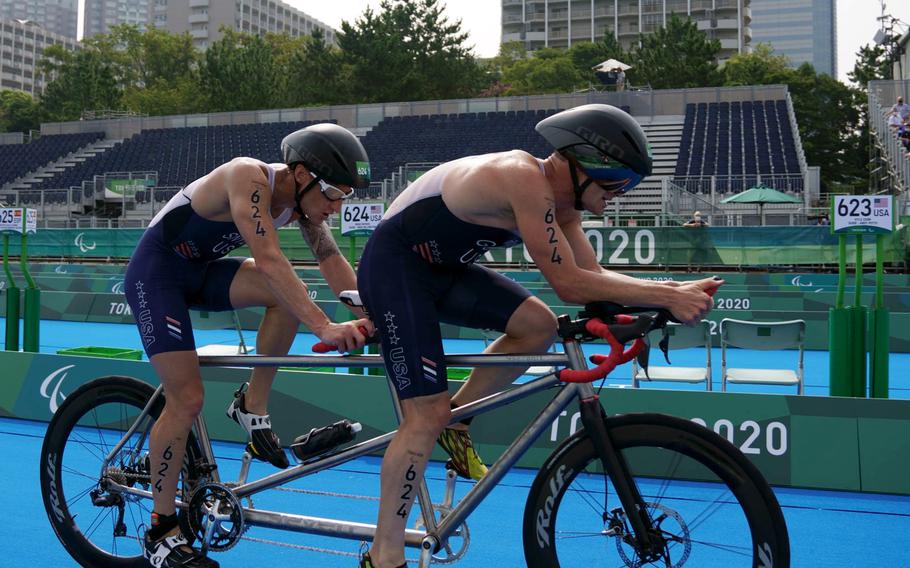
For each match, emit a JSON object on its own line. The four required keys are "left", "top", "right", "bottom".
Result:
{"left": 125, "top": 122, "right": 374, "bottom": 567}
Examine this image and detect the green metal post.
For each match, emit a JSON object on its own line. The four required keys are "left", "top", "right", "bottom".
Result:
{"left": 20, "top": 231, "right": 39, "bottom": 352}
{"left": 849, "top": 234, "right": 866, "bottom": 397}
{"left": 869, "top": 235, "right": 890, "bottom": 398}
{"left": 828, "top": 234, "right": 851, "bottom": 396}
{"left": 3, "top": 233, "right": 19, "bottom": 351}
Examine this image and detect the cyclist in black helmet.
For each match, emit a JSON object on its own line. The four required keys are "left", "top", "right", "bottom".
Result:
{"left": 124, "top": 122, "right": 373, "bottom": 568}
{"left": 357, "top": 104, "right": 722, "bottom": 568}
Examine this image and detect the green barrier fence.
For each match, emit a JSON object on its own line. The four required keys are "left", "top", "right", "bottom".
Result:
{"left": 3, "top": 351, "right": 908, "bottom": 495}
{"left": 4, "top": 226, "right": 907, "bottom": 267}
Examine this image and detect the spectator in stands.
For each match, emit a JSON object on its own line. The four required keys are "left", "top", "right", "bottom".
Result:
{"left": 683, "top": 211, "right": 709, "bottom": 227}
{"left": 892, "top": 96, "right": 910, "bottom": 122}
{"left": 888, "top": 111, "right": 903, "bottom": 129}
{"left": 817, "top": 213, "right": 830, "bottom": 226}
{"left": 615, "top": 66, "right": 627, "bottom": 91}
{"left": 899, "top": 123, "right": 910, "bottom": 156}
{"left": 124, "top": 123, "right": 373, "bottom": 568}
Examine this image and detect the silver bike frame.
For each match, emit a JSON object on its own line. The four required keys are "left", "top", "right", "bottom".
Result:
{"left": 102, "top": 338, "right": 596, "bottom": 565}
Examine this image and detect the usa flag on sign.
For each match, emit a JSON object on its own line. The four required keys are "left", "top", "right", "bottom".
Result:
{"left": 873, "top": 198, "right": 888, "bottom": 208}
{"left": 369, "top": 204, "right": 383, "bottom": 215}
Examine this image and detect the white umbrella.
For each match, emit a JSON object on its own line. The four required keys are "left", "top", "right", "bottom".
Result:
{"left": 592, "top": 58, "right": 631, "bottom": 72}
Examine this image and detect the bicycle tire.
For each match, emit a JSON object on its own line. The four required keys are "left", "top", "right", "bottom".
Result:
{"left": 523, "top": 412, "right": 789, "bottom": 568}
{"left": 40, "top": 376, "right": 205, "bottom": 567}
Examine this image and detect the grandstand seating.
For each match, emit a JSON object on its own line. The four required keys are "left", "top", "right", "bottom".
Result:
{"left": 361, "top": 110, "right": 555, "bottom": 183}
{"left": 675, "top": 100, "right": 801, "bottom": 192}
{"left": 8, "top": 100, "right": 808, "bottom": 222}
{"left": 0, "top": 132, "right": 104, "bottom": 186}
{"left": 31, "top": 121, "right": 335, "bottom": 190}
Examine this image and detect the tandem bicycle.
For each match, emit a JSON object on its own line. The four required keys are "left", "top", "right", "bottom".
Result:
{"left": 40, "top": 296, "right": 789, "bottom": 567}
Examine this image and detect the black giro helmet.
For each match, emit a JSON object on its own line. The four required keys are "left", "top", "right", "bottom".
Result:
{"left": 281, "top": 123, "right": 371, "bottom": 189}
{"left": 536, "top": 104, "right": 652, "bottom": 195}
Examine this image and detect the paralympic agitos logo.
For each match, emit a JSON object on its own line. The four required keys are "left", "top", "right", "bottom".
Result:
{"left": 74, "top": 232, "right": 97, "bottom": 253}
{"left": 40, "top": 364, "right": 76, "bottom": 414}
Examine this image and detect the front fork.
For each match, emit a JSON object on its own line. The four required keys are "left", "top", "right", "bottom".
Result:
{"left": 562, "top": 335, "right": 662, "bottom": 560}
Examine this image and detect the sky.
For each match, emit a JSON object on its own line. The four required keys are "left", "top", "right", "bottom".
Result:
{"left": 290, "top": 0, "right": 910, "bottom": 84}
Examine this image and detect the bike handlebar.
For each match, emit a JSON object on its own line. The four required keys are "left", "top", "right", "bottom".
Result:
{"left": 312, "top": 326, "right": 377, "bottom": 354}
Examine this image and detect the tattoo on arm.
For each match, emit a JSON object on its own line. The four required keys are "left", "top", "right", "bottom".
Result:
{"left": 544, "top": 207, "right": 562, "bottom": 265}
{"left": 250, "top": 184, "right": 267, "bottom": 237}
{"left": 299, "top": 219, "right": 341, "bottom": 262}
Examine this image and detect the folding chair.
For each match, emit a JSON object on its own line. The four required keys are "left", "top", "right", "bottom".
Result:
{"left": 190, "top": 310, "right": 251, "bottom": 356}
{"left": 720, "top": 318, "right": 805, "bottom": 395}
{"left": 631, "top": 320, "right": 712, "bottom": 390}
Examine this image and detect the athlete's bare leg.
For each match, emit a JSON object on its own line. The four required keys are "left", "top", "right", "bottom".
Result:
{"left": 449, "top": 296, "right": 557, "bottom": 428}
{"left": 369, "top": 391, "right": 451, "bottom": 568}
{"left": 148, "top": 350, "right": 205, "bottom": 516}
{"left": 228, "top": 259, "right": 299, "bottom": 414}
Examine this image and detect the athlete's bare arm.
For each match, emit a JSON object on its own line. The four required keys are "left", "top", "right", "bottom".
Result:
{"left": 509, "top": 168, "right": 716, "bottom": 324}
{"left": 298, "top": 218, "right": 369, "bottom": 321}
{"left": 225, "top": 162, "right": 336, "bottom": 335}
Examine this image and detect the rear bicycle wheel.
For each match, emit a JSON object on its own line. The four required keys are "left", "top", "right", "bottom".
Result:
{"left": 40, "top": 376, "right": 206, "bottom": 567}
{"left": 523, "top": 413, "right": 789, "bottom": 568}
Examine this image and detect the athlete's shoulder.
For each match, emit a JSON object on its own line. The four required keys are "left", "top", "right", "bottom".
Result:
{"left": 220, "top": 157, "right": 269, "bottom": 182}
{"left": 478, "top": 150, "right": 546, "bottom": 184}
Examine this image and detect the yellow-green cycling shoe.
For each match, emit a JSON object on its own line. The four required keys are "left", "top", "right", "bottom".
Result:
{"left": 437, "top": 427, "right": 488, "bottom": 481}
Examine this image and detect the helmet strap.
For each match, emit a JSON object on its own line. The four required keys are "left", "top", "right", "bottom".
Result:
{"left": 566, "top": 158, "right": 595, "bottom": 211}
{"left": 294, "top": 177, "right": 320, "bottom": 218}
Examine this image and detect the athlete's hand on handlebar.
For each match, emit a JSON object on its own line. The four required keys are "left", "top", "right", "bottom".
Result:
{"left": 667, "top": 277, "right": 724, "bottom": 326}
{"left": 314, "top": 319, "right": 372, "bottom": 353}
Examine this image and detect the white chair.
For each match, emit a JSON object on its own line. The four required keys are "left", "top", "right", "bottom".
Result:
{"left": 191, "top": 310, "right": 251, "bottom": 356}
{"left": 720, "top": 318, "right": 805, "bottom": 395}
{"left": 631, "top": 320, "right": 712, "bottom": 390}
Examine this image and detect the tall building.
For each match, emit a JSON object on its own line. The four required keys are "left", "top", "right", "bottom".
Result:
{"left": 749, "top": 0, "right": 836, "bottom": 76}
{"left": 82, "top": 0, "right": 151, "bottom": 38}
{"left": 151, "top": 0, "right": 336, "bottom": 50}
{"left": 0, "top": 0, "right": 78, "bottom": 39}
{"left": 501, "top": 0, "right": 753, "bottom": 62}
{"left": 0, "top": 18, "right": 79, "bottom": 95}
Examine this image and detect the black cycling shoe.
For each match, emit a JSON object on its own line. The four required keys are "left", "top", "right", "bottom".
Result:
{"left": 143, "top": 530, "right": 219, "bottom": 568}
{"left": 226, "top": 383, "right": 289, "bottom": 469}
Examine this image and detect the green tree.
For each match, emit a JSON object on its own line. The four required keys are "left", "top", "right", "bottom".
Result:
{"left": 198, "top": 29, "right": 283, "bottom": 112}
{"left": 285, "top": 29, "right": 351, "bottom": 107}
{"left": 629, "top": 14, "right": 721, "bottom": 89}
{"left": 723, "top": 44, "right": 791, "bottom": 86}
{"left": 39, "top": 43, "right": 123, "bottom": 121}
{"left": 338, "top": 0, "right": 485, "bottom": 102}
{"left": 786, "top": 64, "right": 866, "bottom": 191}
{"left": 0, "top": 90, "right": 41, "bottom": 133}
{"left": 501, "top": 48, "right": 585, "bottom": 95}
{"left": 108, "top": 25, "right": 202, "bottom": 115}
{"left": 848, "top": 44, "right": 892, "bottom": 89}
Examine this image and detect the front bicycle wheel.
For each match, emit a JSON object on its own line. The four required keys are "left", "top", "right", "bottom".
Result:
{"left": 523, "top": 413, "right": 789, "bottom": 568}
{"left": 40, "top": 376, "right": 205, "bottom": 567}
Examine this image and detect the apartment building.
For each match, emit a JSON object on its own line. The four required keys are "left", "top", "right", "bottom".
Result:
{"left": 0, "top": 0, "right": 78, "bottom": 39}
{"left": 0, "top": 18, "right": 79, "bottom": 95}
{"left": 151, "top": 0, "right": 336, "bottom": 50}
{"left": 82, "top": 0, "right": 151, "bottom": 38}
{"left": 501, "top": 0, "right": 752, "bottom": 61}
